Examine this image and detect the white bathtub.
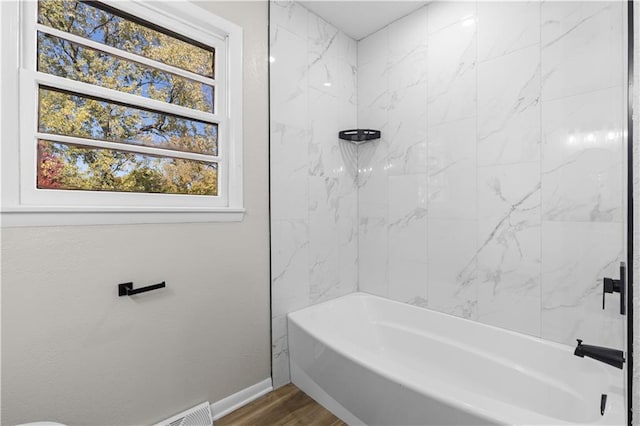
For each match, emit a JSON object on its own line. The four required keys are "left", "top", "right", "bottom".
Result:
{"left": 288, "top": 292, "right": 625, "bottom": 425}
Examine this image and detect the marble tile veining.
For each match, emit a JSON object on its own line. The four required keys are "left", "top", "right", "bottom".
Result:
{"left": 541, "top": 1, "right": 623, "bottom": 101}
{"left": 388, "top": 175, "right": 428, "bottom": 258}
{"left": 477, "top": 45, "right": 540, "bottom": 166}
{"left": 387, "top": 175, "right": 428, "bottom": 305}
{"left": 272, "top": 0, "right": 627, "bottom": 389}
{"left": 270, "top": 25, "right": 308, "bottom": 129}
{"left": 271, "top": 219, "right": 310, "bottom": 318}
{"left": 387, "top": 82, "right": 428, "bottom": 176}
{"left": 476, "top": 162, "right": 541, "bottom": 335}
{"left": 359, "top": 216, "right": 389, "bottom": 297}
{"left": 355, "top": 0, "right": 624, "bottom": 343}
{"left": 427, "top": 20, "right": 477, "bottom": 127}
{"left": 271, "top": 315, "right": 291, "bottom": 388}
{"left": 271, "top": 0, "right": 308, "bottom": 39}
{"left": 541, "top": 87, "right": 624, "bottom": 223}
{"left": 309, "top": 89, "right": 357, "bottom": 178}
{"left": 270, "top": 1, "right": 358, "bottom": 388}
{"left": 427, "top": 117, "right": 476, "bottom": 220}
{"left": 477, "top": 1, "right": 540, "bottom": 62}
{"left": 427, "top": 218, "right": 478, "bottom": 319}
{"left": 541, "top": 221, "right": 624, "bottom": 348}
{"left": 426, "top": 1, "right": 476, "bottom": 35}
{"left": 270, "top": 123, "right": 310, "bottom": 221}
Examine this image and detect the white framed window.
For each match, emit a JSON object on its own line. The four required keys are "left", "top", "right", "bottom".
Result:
{"left": 1, "top": 0, "right": 244, "bottom": 226}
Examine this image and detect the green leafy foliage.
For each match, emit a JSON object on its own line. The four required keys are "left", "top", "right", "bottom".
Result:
{"left": 37, "top": 0, "right": 218, "bottom": 196}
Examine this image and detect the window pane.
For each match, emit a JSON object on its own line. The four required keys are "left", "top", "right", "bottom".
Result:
{"left": 38, "top": 32, "right": 214, "bottom": 113}
{"left": 37, "top": 140, "right": 218, "bottom": 196}
{"left": 38, "top": 0, "right": 215, "bottom": 78}
{"left": 39, "top": 88, "right": 218, "bottom": 156}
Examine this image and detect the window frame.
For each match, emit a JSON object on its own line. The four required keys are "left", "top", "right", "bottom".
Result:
{"left": 1, "top": 0, "right": 244, "bottom": 226}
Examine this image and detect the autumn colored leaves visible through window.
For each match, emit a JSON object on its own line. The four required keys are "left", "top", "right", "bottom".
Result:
{"left": 37, "top": 141, "right": 218, "bottom": 195}
{"left": 37, "top": 33, "right": 215, "bottom": 113}
{"left": 38, "top": 88, "right": 218, "bottom": 155}
{"left": 37, "top": 0, "right": 215, "bottom": 78}
{"left": 35, "top": 0, "right": 219, "bottom": 196}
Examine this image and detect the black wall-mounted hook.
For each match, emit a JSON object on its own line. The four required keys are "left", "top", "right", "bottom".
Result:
{"left": 603, "top": 262, "right": 626, "bottom": 315}
{"left": 118, "top": 281, "right": 166, "bottom": 297}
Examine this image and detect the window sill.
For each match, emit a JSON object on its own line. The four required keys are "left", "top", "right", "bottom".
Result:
{"left": 1, "top": 208, "right": 246, "bottom": 227}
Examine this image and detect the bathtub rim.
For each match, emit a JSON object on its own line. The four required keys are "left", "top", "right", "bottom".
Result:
{"left": 287, "top": 291, "right": 625, "bottom": 426}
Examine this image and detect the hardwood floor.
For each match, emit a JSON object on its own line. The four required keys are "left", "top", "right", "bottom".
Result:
{"left": 216, "top": 384, "right": 346, "bottom": 426}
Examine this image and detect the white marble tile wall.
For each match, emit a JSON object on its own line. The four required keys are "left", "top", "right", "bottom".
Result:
{"left": 539, "top": 0, "right": 626, "bottom": 349}
{"left": 357, "top": 7, "right": 430, "bottom": 307}
{"left": 357, "top": 1, "right": 626, "bottom": 348}
{"left": 271, "top": 0, "right": 626, "bottom": 390}
{"left": 270, "top": 0, "right": 358, "bottom": 388}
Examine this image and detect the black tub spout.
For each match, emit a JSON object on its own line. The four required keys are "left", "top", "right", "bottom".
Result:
{"left": 574, "top": 339, "right": 625, "bottom": 369}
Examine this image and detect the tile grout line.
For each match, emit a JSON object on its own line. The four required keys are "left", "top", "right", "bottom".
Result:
{"left": 474, "top": 0, "right": 480, "bottom": 321}
{"left": 539, "top": 0, "right": 544, "bottom": 339}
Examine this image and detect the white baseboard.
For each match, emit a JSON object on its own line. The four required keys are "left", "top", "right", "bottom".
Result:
{"left": 210, "top": 378, "right": 273, "bottom": 421}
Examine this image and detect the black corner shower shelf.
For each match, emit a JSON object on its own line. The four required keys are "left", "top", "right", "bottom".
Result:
{"left": 338, "top": 129, "right": 381, "bottom": 144}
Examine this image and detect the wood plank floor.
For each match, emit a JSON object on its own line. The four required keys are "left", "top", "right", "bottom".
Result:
{"left": 216, "top": 384, "right": 346, "bottom": 426}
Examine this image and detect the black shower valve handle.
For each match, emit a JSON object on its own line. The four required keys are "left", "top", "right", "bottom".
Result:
{"left": 602, "top": 262, "right": 626, "bottom": 315}
{"left": 603, "top": 277, "right": 616, "bottom": 309}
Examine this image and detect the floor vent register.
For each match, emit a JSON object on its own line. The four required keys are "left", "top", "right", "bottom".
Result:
{"left": 154, "top": 401, "right": 213, "bottom": 426}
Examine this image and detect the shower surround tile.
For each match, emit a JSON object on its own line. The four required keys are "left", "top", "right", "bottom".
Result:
{"left": 307, "top": 15, "right": 357, "bottom": 103}
{"left": 387, "top": 82, "right": 428, "bottom": 176}
{"left": 386, "top": 10, "right": 428, "bottom": 177}
{"left": 352, "top": 0, "right": 624, "bottom": 345}
{"left": 476, "top": 163, "right": 541, "bottom": 336}
{"left": 270, "top": 1, "right": 358, "bottom": 389}
{"left": 358, "top": 24, "right": 389, "bottom": 66}
{"left": 270, "top": 25, "right": 308, "bottom": 129}
{"left": 427, "top": 219, "right": 478, "bottom": 319}
{"left": 426, "top": 1, "right": 476, "bottom": 35}
{"left": 270, "top": 123, "right": 310, "bottom": 221}
{"left": 271, "top": 0, "right": 308, "bottom": 39}
{"left": 357, "top": 149, "right": 390, "bottom": 218}
{"left": 272, "top": 0, "right": 626, "bottom": 390}
{"left": 309, "top": 89, "right": 358, "bottom": 179}
{"left": 359, "top": 216, "right": 388, "bottom": 297}
{"left": 427, "top": 118, "right": 476, "bottom": 220}
{"left": 541, "top": 221, "right": 624, "bottom": 348}
{"left": 387, "top": 175, "right": 428, "bottom": 306}
{"left": 427, "top": 19, "right": 477, "bottom": 126}
{"left": 357, "top": 48, "right": 391, "bottom": 188}
{"left": 357, "top": 30, "right": 391, "bottom": 218}
{"left": 308, "top": 55, "right": 356, "bottom": 102}
{"left": 309, "top": 176, "right": 358, "bottom": 304}
{"left": 271, "top": 219, "right": 310, "bottom": 318}
{"left": 388, "top": 6, "right": 428, "bottom": 82}
{"left": 271, "top": 314, "right": 290, "bottom": 388}
{"left": 308, "top": 10, "right": 341, "bottom": 63}
{"left": 476, "top": 229, "right": 542, "bottom": 337}
{"left": 476, "top": 163, "right": 541, "bottom": 251}
{"left": 357, "top": 51, "right": 390, "bottom": 130}
{"left": 541, "top": 87, "right": 624, "bottom": 223}
{"left": 477, "top": 1, "right": 540, "bottom": 62}
{"left": 477, "top": 45, "right": 541, "bottom": 166}
{"left": 541, "top": 1, "right": 623, "bottom": 102}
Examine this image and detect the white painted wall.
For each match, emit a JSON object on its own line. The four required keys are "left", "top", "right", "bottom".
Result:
{"left": 1, "top": 1, "right": 270, "bottom": 425}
